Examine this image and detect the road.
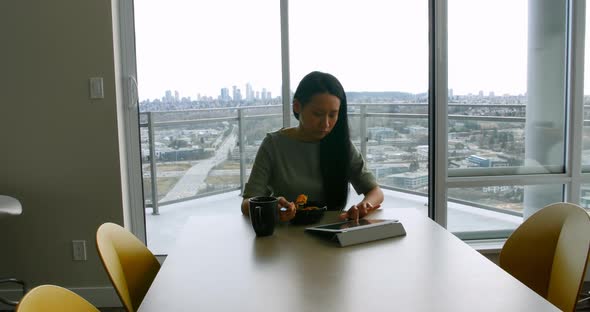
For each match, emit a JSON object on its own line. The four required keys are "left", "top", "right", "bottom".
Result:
{"left": 159, "top": 126, "right": 237, "bottom": 202}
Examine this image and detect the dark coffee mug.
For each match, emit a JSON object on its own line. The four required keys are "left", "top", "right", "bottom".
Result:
{"left": 249, "top": 196, "right": 279, "bottom": 236}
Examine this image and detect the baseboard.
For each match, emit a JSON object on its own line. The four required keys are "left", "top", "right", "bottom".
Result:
{"left": 0, "top": 285, "right": 121, "bottom": 310}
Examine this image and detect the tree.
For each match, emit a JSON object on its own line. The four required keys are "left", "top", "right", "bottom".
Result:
{"left": 409, "top": 161, "right": 419, "bottom": 172}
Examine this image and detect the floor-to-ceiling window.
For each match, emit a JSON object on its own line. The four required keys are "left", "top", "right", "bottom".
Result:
{"left": 446, "top": 0, "right": 571, "bottom": 239}
{"left": 120, "top": 0, "right": 588, "bottom": 253}
{"left": 290, "top": 0, "right": 429, "bottom": 208}
{"left": 134, "top": 0, "right": 281, "bottom": 251}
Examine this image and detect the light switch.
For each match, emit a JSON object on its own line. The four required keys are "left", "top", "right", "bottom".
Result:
{"left": 89, "top": 77, "right": 104, "bottom": 99}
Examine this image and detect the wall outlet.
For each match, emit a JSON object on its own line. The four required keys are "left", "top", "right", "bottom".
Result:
{"left": 72, "top": 240, "right": 87, "bottom": 261}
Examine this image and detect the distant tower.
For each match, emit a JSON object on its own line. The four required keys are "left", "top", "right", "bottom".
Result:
{"left": 220, "top": 88, "right": 230, "bottom": 101}
{"left": 174, "top": 90, "right": 180, "bottom": 102}
{"left": 246, "top": 83, "right": 253, "bottom": 100}
{"left": 165, "top": 90, "right": 173, "bottom": 103}
{"left": 262, "top": 88, "right": 267, "bottom": 100}
{"left": 478, "top": 90, "right": 484, "bottom": 97}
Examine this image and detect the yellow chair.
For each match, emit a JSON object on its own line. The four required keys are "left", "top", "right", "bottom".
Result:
{"left": 499, "top": 202, "right": 590, "bottom": 312}
{"left": 16, "top": 284, "right": 99, "bottom": 312}
{"left": 96, "top": 222, "right": 160, "bottom": 312}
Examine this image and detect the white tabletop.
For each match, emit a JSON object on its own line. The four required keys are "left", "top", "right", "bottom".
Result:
{"left": 0, "top": 195, "right": 22, "bottom": 218}
{"left": 139, "top": 208, "right": 559, "bottom": 312}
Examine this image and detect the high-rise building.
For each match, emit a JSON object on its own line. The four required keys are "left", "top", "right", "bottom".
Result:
{"left": 261, "top": 88, "right": 267, "bottom": 100}
{"left": 232, "top": 86, "right": 243, "bottom": 101}
{"left": 246, "top": 83, "right": 253, "bottom": 100}
{"left": 220, "top": 88, "right": 230, "bottom": 101}
{"left": 165, "top": 90, "right": 173, "bottom": 103}
{"left": 174, "top": 90, "right": 180, "bottom": 102}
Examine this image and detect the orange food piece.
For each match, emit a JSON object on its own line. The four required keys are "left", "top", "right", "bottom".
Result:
{"left": 295, "top": 194, "right": 308, "bottom": 205}
{"left": 302, "top": 206, "right": 318, "bottom": 211}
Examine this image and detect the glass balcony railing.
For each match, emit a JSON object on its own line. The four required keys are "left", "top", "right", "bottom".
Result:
{"left": 139, "top": 102, "right": 531, "bottom": 217}
{"left": 139, "top": 104, "right": 283, "bottom": 214}
{"left": 137, "top": 101, "right": 586, "bottom": 253}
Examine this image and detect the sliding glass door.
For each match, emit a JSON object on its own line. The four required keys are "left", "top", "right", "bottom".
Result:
{"left": 117, "top": 0, "right": 588, "bottom": 254}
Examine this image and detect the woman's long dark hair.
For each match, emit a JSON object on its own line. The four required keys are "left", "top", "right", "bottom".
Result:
{"left": 293, "top": 71, "right": 351, "bottom": 210}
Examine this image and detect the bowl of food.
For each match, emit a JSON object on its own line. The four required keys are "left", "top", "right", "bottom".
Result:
{"left": 290, "top": 194, "right": 327, "bottom": 225}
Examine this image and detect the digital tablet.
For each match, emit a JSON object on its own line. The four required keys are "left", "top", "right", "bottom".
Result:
{"left": 305, "top": 219, "right": 399, "bottom": 233}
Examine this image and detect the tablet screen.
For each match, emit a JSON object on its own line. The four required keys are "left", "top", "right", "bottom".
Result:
{"left": 312, "top": 219, "right": 392, "bottom": 231}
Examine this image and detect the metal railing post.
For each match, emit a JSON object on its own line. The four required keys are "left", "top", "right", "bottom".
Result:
{"left": 360, "top": 104, "right": 368, "bottom": 158}
{"left": 147, "top": 112, "right": 159, "bottom": 215}
{"left": 238, "top": 109, "right": 246, "bottom": 194}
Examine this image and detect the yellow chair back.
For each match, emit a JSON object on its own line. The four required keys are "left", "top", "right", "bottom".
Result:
{"left": 499, "top": 202, "right": 590, "bottom": 312}
{"left": 96, "top": 222, "right": 160, "bottom": 312}
{"left": 16, "top": 285, "right": 99, "bottom": 312}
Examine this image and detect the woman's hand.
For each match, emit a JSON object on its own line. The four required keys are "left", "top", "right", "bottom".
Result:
{"left": 278, "top": 196, "right": 296, "bottom": 222}
{"left": 339, "top": 202, "right": 381, "bottom": 222}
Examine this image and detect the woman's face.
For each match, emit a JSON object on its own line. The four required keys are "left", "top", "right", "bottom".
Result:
{"left": 294, "top": 93, "right": 341, "bottom": 141}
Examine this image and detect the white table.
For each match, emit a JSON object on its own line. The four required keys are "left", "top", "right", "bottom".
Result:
{"left": 0, "top": 195, "right": 21, "bottom": 218}
{"left": 139, "top": 208, "right": 559, "bottom": 312}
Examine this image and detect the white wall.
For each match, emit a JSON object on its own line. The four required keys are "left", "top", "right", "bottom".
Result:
{"left": 0, "top": 0, "right": 124, "bottom": 302}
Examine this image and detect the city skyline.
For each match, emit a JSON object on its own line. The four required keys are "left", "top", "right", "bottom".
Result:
{"left": 153, "top": 85, "right": 274, "bottom": 102}
{"left": 139, "top": 84, "right": 530, "bottom": 103}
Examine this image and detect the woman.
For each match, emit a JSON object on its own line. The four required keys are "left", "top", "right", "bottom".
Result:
{"left": 241, "top": 71, "right": 383, "bottom": 222}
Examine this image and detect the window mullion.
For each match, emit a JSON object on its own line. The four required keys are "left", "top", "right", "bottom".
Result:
{"left": 430, "top": 0, "right": 448, "bottom": 227}
{"left": 564, "top": 0, "right": 586, "bottom": 202}
{"left": 116, "top": 0, "right": 147, "bottom": 242}
{"left": 280, "top": 0, "right": 291, "bottom": 128}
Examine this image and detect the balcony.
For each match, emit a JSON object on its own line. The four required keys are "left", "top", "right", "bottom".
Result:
{"left": 145, "top": 189, "right": 522, "bottom": 255}
{"left": 139, "top": 101, "right": 529, "bottom": 255}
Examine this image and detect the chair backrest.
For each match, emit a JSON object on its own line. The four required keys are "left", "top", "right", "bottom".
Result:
{"left": 499, "top": 202, "right": 590, "bottom": 312}
{"left": 16, "top": 285, "right": 99, "bottom": 312}
{"left": 96, "top": 222, "right": 160, "bottom": 312}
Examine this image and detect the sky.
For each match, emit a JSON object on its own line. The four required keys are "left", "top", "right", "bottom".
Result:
{"left": 134, "top": 0, "right": 589, "bottom": 101}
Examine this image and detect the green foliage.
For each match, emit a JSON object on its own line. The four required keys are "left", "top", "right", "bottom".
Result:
{"left": 409, "top": 160, "right": 419, "bottom": 172}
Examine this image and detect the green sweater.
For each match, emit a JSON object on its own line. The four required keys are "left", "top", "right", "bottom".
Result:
{"left": 243, "top": 129, "right": 377, "bottom": 207}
